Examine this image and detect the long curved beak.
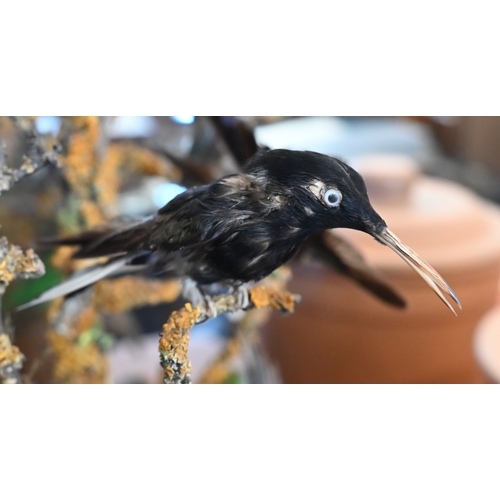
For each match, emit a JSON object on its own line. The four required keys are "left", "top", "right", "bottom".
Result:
{"left": 371, "top": 227, "right": 461, "bottom": 315}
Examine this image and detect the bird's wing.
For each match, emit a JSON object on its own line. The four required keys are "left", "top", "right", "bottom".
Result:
{"left": 151, "top": 175, "right": 264, "bottom": 252}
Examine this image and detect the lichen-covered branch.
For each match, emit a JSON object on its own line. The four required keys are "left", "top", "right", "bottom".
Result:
{"left": 0, "top": 118, "right": 53, "bottom": 383}
{"left": 159, "top": 303, "right": 199, "bottom": 384}
{"left": 159, "top": 286, "right": 300, "bottom": 384}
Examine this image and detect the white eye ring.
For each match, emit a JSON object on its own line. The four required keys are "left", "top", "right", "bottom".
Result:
{"left": 323, "top": 188, "right": 342, "bottom": 207}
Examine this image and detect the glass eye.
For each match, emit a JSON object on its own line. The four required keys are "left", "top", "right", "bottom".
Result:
{"left": 323, "top": 188, "right": 342, "bottom": 207}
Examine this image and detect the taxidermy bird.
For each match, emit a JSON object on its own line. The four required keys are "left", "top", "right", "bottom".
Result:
{"left": 19, "top": 148, "right": 461, "bottom": 315}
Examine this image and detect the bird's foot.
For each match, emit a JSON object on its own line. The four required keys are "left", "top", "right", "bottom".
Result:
{"left": 182, "top": 278, "right": 218, "bottom": 322}
{"left": 182, "top": 280, "right": 251, "bottom": 323}
{"left": 199, "top": 295, "right": 218, "bottom": 322}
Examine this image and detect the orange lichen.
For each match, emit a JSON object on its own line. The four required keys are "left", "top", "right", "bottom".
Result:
{"left": 0, "top": 239, "right": 45, "bottom": 285}
{"left": 94, "top": 276, "right": 181, "bottom": 314}
{"left": 249, "top": 286, "right": 298, "bottom": 313}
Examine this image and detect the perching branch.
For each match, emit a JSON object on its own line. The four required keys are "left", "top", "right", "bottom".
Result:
{"left": 159, "top": 285, "right": 300, "bottom": 384}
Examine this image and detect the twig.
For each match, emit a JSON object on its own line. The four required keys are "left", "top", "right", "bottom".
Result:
{"left": 0, "top": 118, "right": 61, "bottom": 194}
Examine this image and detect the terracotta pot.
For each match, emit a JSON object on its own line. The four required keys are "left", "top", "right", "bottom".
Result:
{"left": 261, "top": 155, "right": 500, "bottom": 383}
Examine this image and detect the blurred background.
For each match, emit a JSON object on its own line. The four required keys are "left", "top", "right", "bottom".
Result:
{"left": 2, "top": 116, "right": 500, "bottom": 384}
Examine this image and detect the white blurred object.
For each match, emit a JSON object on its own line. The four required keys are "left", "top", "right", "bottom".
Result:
{"left": 255, "top": 117, "right": 346, "bottom": 152}
{"left": 254, "top": 117, "right": 438, "bottom": 160}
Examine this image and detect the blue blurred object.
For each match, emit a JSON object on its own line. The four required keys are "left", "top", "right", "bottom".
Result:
{"left": 151, "top": 182, "right": 187, "bottom": 208}
{"left": 170, "top": 116, "right": 195, "bottom": 125}
{"left": 35, "top": 116, "right": 61, "bottom": 136}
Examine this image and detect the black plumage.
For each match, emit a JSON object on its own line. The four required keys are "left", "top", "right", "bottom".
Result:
{"left": 20, "top": 148, "right": 460, "bottom": 314}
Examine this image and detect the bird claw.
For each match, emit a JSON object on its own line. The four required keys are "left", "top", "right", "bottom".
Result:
{"left": 198, "top": 295, "right": 218, "bottom": 323}
{"left": 182, "top": 279, "right": 251, "bottom": 322}
{"left": 235, "top": 284, "right": 250, "bottom": 310}
{"left": 198, "top": 286, "right": 249, "bottom": 322}
{"left": 182, "top": 278, "right": 219, "bottom": 322}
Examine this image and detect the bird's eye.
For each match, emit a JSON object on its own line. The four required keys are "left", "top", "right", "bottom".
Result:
{"left": 323, "top": 188, "right": 342, "bottom": 207}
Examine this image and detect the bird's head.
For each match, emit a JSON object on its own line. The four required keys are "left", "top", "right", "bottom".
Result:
{"left": 246, "top": 148, "right": 461, "bottom": 314}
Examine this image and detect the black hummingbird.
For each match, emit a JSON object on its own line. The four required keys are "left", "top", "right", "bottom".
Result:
{"left": 19, "top": 148, "right": 461, "bottom": 315}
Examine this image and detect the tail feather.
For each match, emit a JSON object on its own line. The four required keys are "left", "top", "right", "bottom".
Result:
{"left": 73, "top": 224, "right": 150, "bottom": 258}
{"left": 42, "top": 218, "right": 155, "bottom": 259}
{"left": 38, "top": 226, "right": 117, "bottom": 248}
{"left": 17, "top": 258, "right": 128, "bottom": 310}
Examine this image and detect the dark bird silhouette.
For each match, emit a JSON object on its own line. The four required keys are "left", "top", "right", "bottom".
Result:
{"left": 19, "top": 148, "right": 461, "bottom": 315}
